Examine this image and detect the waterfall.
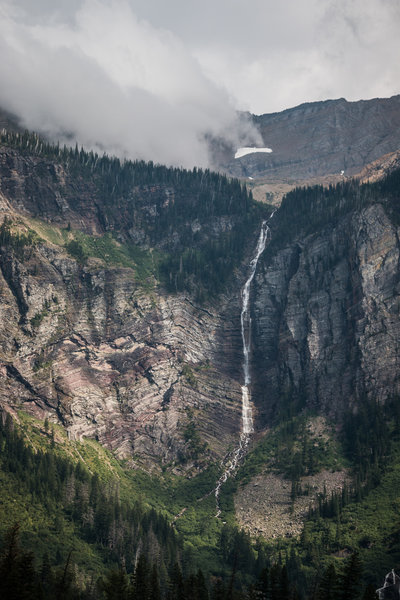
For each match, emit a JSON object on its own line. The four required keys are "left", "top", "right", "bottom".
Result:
{"left": 377, "top": 570, "right": 400, "bottom": 599}
{"left": 215, "top": 217, "right": 272, "bottom": 517}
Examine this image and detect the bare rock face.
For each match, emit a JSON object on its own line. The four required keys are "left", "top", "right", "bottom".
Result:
{"left": 1, "top": 128, "right": 400, "bottom": 479}
{"left": 357, "top": 150, "right": 400, "bottom": 184}
{"left": 0, "top": 142, "right": 251, "bottom": 473}
{"left": 224, "top": 95, "right": 400, "bottom": 182}
{"left": 0, "top": 237, "right": 244, "bottom": 470}
{"left": 252, "top": 202, "right": 400, "bottom": 422}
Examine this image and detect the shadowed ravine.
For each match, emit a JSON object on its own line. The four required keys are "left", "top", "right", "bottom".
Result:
{"left": 215, "top": 216, "right": 273, "bottom": 517}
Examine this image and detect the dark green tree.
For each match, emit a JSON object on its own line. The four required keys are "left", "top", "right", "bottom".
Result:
{"left": 340, "top": 552, "right": 363, "bottom": 600}
{"left": 131, "top": 554, "right": 150, "bottom": 600}
{"left": 317, "top": 563, "right": 338, "bottom": 600}
{"left": 0, "top": 524, "right": 39, "bottom": 600}
{"left": 149, "top": 564, "right": 161, "bottom": 600}
{"left": 168, "top": 562, "right": 186, "bottom": 600}
{"left": 211, "top": 579, "right": 226, "bottom": 600}
{"left": 102, "top": 567, "right": 129, "bottom": 600}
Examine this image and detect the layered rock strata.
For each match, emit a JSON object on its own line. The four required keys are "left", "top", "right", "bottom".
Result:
{"left": 252, "top": 202, "right": 400, "bottom": 421}
{"left": 225, "top": 95, "right": 400, "bottom": 182}
{"left": 0, "top": 236, "right": 244, "bottom": 469}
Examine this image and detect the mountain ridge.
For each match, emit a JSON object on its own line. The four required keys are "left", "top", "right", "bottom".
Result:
{"left": 221, "top": 94, "right": 400, "bottom": 207}
{"left": 1, "top": 106, "right": 400, "bottom": 597}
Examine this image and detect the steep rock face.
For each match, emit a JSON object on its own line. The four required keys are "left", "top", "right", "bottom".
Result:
{"left": 0, "top": 238, "right": 244, "bottom": 469}
{"left": 0, "top": 140, "right": 255, "bottom": 472}
{"left": 252, "top": 202, "right": 400, "bottom": 421}
{"left": 225, "top": 96, "right": 400, "bottom": 181}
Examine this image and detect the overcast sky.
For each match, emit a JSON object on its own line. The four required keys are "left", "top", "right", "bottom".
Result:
{"left": 0, "top": 0, "right": 399, "bottom": 167}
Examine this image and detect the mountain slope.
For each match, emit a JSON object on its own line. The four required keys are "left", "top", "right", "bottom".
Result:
{"left": 1, "top": 121, "right": 400, "bottom": 596}
{"left": 220, "top": 96, "right": 400, "bottom": 207}
{"left": 252, "top": 172, "right": 400, "bottom": 423}
{"left": 0, "top": 133, "right": 269, "bottom": 471}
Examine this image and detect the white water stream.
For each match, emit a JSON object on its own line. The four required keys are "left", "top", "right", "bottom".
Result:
{"left": 215, "top": 217, "right": 273, "bottom": 517}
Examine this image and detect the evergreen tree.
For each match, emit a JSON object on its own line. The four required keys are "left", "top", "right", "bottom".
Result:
{"left": 131, "top": 554, "right": 150, "bottom": 600}
{"left": 102, "top": 567, "right": 129, "bottom": 600}
{"left": 317, "top": 563, "right": 338, "bottom": 600}
{"left": 194, "top": 569, "right": 209, "bottom": 600}
{"left": 257, "top": 566, "right": 269, "bottom": 600}
{"left": 269, "top": 564, "right": 281, "bottom": 600}
{"left": 340, "top": 553, "right": 363, "bottom": 600}
{"left": 279, "top": 565, "right": 290, "bottom": 600}
{"left": 0, "top": 524, "right": 39, "bottom": 600}
{"left": 211, "top": 579, "right": 226, "bottom": 600}
{"left": 168, "top": 563, "right": 186, "bottom": 600}
{"left": 149, "top": 564, "right": 161, "bottom": 600}
{"left": 40, "top": 552, "right": 56, "bottom": 597}
{"left": 362, "top": 583, "right": 378, "bottom": 600}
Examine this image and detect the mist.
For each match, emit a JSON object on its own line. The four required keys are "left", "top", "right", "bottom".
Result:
{"left": 0, "top": 0, "right": 261, "bottom": 169}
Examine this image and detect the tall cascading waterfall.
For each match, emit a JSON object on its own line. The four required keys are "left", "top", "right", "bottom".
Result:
{"left": 215, "top": 217, "right": 273, "bottom": 517}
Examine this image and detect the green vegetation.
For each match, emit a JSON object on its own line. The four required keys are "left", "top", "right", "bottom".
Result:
{"left": 0, "top": 410, "right": 261, "bottom": 595}
{"left": 0, "top": 216, "right": 39, "bottom": 260}
{"left": 5, "top": 213, "right": 158, "bottom": 286}
{"left": 217, "top": 414, "right": 346, "bottom": 520}
{"left": 267, "top": 166, "right": 400, "bottom": 254}
{"left": 1, "top": 129, "right": 269, "bottom": 301}
{"left": 1, "top": 347, "right": 396, "bottom": 598}
{"left": 2, "top": 129, "right": 400, "bottom": 598}
{"left": 63, "top": 229, "right": 158, "bottom": 283}
{"left": 181, "top": 364, "right": 197, "bottom": 388}
{"left": 30, "top": 300, "right": 52, "bottom": 328}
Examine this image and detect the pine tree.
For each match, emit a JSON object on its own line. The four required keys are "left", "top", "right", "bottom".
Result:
{"left": 195, "top": 569, "right": 209, "bottom": 600}
{"left": 340, "top": 552, "right": 363, "bottom": 600}
{"left": 257, "top": 566, "right": 269, "bottom": 600}
{"left": 279, "top": 565, "right": 290, "bottom": 600}
{"left": 0, "top": 524, "right": 39, "bottom": 600}
{"left": 149, "top": 564, "right": 161, "bottom": 600}
{"left": 211, "top": 579, "right": 226, "bottom": 600}
{"left": 269, "top": 564, "right": 281, "bottom": 600}
{"left": 40, "top": 552, "right": 56, "bottom": 598}
{"left": 362, "top": 583, "right": 378, "bottom": 600}
{"left": 317, "top": 563, "right": 338, "bottom": 600}
{"left": 168, "top": 563, "right": 186, "bottom": 600}
{"left": 102, "top": 567, "right": 129, "bottom": 600}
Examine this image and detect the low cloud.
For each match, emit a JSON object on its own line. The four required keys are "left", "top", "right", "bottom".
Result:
{"left": 0, "top": 0, "right": 261, "bottom": 168}
{"left": 193, "top": 0, "right": 400, "bottom": 114}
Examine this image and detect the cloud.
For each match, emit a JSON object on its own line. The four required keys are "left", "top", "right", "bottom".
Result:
{"left": 1, "top": 0, "right": 399, "bottom": 161}
{"left": 0, "top": 0, "right": 261, "bottom": 168}
{"left": 192, "top": 0, "right": 400, "bottom": 114}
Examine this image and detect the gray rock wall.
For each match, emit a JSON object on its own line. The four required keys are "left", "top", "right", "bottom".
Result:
{"left": 252, "top": 202, "right": 400, "bottom": 422}
{"left": 0, "top": 239, "right": 243, "bottom": 471}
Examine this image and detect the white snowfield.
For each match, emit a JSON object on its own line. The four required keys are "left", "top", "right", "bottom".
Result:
{"left": 234, "top": 147, "right": 273, "bottom": 159}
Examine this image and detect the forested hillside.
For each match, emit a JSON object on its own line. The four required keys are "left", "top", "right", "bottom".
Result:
{"left": 0, "top": 129, "right": 267, "bottom": 301}
{"left": 1, "top": 127, "right": 400, "bottom": 598}
{"left": 0, "top": 408, "right": 392, "bottom": 599}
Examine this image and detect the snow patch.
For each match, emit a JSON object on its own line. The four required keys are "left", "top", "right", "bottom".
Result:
{"left": 235, "top": 147, "right": 273, "bottom": 159}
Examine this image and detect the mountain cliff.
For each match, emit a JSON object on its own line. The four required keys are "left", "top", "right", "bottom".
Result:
{"left": 252, "top": 173, "right": 400, "bottom": 424}
{"left": 1, "top": 128, "right": 400, "bottom": 470}
{"left": 221, "top": 96, "right": 400, "bottom": 204}
{"left": 0, "top": 133, "right": 268, "bottom": 472}
{"left": 1, "top": 107, "right": 400, "bottom": 596}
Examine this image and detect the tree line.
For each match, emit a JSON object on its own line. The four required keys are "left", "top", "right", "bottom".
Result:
{"left": 0, "top": 129, "right": 268, "bottom": 301}
{"left": 266, "top": 166, "right": 400, "bottom": 255}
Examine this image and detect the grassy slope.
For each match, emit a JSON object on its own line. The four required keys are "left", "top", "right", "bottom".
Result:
{"left": 23, "top": 216, "right": 158, "bottom": 285}
{"left": 304, "top": 439, "right": 400, "bottom": 584}
{"left": 0, "top": 410, "right": 226, "bottom": 576}
{"left": 2, "top": 407, "right": 400, "bottom": 590}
